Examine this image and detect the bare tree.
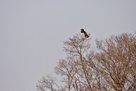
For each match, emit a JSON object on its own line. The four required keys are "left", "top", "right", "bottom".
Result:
{"left": 54, "top": 59, "right": 75, "bottom": 91}
{"left": 94, "top": 33, "right": 136, "bottom": 91}
{"left": 63, "top": 34, "right": 93, "bottom": 90}
{"left": 37, "top": 33, "right": 136, "bottom": 91}
{"left": 37, "top": 75, "right": 58, "bottom": 91}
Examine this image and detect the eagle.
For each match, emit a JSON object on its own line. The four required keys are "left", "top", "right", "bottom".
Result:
{"left": 81, "top": 29, "right": 89, "bottom": 38}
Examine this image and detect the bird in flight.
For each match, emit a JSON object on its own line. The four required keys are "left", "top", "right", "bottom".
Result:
{"left": 81, "top": 29, "right": 89, "bottom": 38}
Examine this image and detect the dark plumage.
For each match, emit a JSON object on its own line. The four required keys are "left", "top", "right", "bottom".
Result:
{"left": 81, "top": 29, "right": 89, "bottom": 38}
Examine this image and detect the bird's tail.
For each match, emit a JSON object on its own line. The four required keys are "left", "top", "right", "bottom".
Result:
{"left": 86, "top": 35, "right": 89, "bottom": 38}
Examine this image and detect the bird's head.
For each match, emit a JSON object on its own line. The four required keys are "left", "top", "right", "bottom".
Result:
{"left": 81, "top": 29, "right": 84, "bottom": 33}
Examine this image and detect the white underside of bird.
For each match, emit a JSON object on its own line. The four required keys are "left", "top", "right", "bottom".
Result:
{"left": 81, "top": 33, "right": 85, "bottom": 37}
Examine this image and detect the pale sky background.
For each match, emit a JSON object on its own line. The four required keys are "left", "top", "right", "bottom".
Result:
{"left": 0, "top": 0, "right": 136, "bottom": 91}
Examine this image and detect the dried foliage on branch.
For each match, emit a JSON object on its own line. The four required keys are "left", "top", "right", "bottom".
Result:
{"left": 37, "top": 33, "right": 136, "bottom": 91}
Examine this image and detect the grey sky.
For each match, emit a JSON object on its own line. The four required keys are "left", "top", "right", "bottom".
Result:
{"left": 0, "top": 0, "right": 136, "bottom": 91}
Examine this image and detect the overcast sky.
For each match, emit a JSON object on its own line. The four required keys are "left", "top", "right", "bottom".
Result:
{"left": 0, "top": 0, "right": 136, "bottom": 91}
